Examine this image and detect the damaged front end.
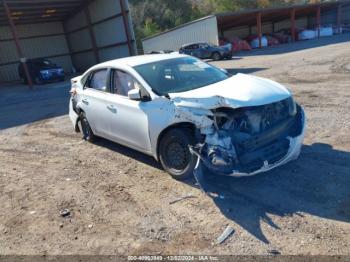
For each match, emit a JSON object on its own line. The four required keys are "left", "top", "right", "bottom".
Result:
{"left": 190, "top": 97, "right": 306, "bottom": 177}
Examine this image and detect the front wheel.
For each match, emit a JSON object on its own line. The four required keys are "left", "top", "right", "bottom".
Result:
{"left": 212, "top": 52, "right": 221, "bottom": 61}
{"left": 159, "top": 128, "right": 198, "bottom": 180}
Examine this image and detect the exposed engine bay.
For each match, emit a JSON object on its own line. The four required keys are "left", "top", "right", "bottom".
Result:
{"left": 191, "top": 98, "right": 304, "bottom": 175}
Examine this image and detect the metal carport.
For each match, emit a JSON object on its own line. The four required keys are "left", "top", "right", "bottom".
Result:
{"left": 0, "top": 0, "right": 137, "bottom": 88}
{"left": 142, "top": 1, "right": 350, "bottom": 54}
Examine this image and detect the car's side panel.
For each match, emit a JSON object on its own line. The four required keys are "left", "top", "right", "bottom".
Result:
{"left": 102, "top": 94, "right": 152, "bottom": 153}
{"left": 78, "top": 88, "right": 112, "bottom": 138}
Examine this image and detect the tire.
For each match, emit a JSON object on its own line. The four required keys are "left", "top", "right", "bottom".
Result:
{"left": 80, "top": 112, "right": 95, "bottom": 142}
{"left": 159, "top": 128, "right": 198, "bottom": 180}
{"left": 212, "top": 52, "right": 221, "bottom": 61}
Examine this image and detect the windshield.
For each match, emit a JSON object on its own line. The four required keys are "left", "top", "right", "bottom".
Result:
{"left": 133, "top": 57, "right": 229, "bottom": 95}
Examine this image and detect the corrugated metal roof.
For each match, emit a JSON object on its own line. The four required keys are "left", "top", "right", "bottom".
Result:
{"left": 216, "top": 0, "right": 349, "bottom": 29}
{"left": 0, "top": 0, "right": 86, "bottom": 26}
{"left": 142, "top": 15, "right": 216, "bottom": 41}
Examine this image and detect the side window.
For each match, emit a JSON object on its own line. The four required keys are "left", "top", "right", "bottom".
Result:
{"left": 81, "top": 73, "right": 90, "bottom": 87}
{"left": 113, "top": 70, "right": 140, "bottom": 97}
{"left": 89, "top": 69, "right": 108, "bottom": 92}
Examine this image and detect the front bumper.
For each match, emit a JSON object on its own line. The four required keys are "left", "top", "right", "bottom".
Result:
{"left": 192, "top": 107, "right": 306, "bottom": 177}
{"left": 40, "top": 70, "right": 65, "bottom": 81}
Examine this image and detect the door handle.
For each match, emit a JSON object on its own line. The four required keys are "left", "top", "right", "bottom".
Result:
{"left": 107, "top": 105, "right": 117, "bottom": 113}
{"left": 82, "top": 99, "right": 89, "bottom": 105}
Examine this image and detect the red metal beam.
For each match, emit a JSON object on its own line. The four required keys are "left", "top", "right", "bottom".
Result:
{"left": 84, "top": 6, "right": 100, "bottom": 64}
{"left": 316, "top": 5, "right": 321, "bottom": 38}
{"left": 256, "top": 12, "right": 262, "bottom": 49}
{"left": 2, "top": 0, "right": 33, "bottom": 88}
{"left": 290, "top": 8, "right": 296, "bottom": 42}
{"left": 119, "top": 0, "right": 133, "bottom": 56}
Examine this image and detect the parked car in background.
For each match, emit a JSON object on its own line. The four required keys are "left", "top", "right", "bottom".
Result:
{"left": 69, "top": 54, "right": 305, "bottom": 180}
{"left": 147, "top": 50, "right": 175, "bottom": 54}
{"left": 179, "top": 43, "right": 232, "bottom": 61}
{"left": 18, "top": 58, "right": 65, "bottom": 85}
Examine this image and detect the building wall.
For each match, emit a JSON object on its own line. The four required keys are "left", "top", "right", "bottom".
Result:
{"left": 0, "top": 22, "right": 72, "bottom": 82}
{"left": 223, "top": 17, "right": 308, "bottom": 41}
{"left": 308, "top": 3, "right": 350, "bottom": 27}
{"left": 343, "top": 4, "right": 350, "bottom": 24}
{"left": 142, "top": 16, "right": 219, "bottom": 54}
{"left": 64, "top": 0, "right": 136, "bottom": 72}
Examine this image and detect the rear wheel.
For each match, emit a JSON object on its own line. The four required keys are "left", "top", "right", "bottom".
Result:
{"left": 80, "top": 112, "right": 95, "bottom": 142}
{"left": 159, "top": 128, "right": 198, "bottom": 180}
{"left": 212, "top": 52, "right": 221, "bottom": 61}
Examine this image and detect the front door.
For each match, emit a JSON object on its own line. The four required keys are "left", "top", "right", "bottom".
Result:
{"left": 104, "top": 69, "right": 152, "bottom": 153}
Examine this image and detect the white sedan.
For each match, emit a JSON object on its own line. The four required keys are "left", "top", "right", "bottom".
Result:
{"left": 69, "top": 54, "right": 305, "bottom": 180}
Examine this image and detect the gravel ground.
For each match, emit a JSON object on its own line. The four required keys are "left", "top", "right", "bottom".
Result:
{"left": 0, "top": 34, "right": 349, "bottom": 255}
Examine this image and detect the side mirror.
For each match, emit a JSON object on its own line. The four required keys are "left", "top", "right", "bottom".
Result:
{"left": 128, "top": 89, "right": 141, "bottom": 101}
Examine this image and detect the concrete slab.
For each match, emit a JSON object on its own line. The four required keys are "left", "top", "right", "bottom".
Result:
{"left": 0, "top": 80, "right": 71, "bottom": 129}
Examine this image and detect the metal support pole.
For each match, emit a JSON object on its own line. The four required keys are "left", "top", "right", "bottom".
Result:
{"left": 316, "top": 6, "right": 321, "bottom": 38}
{"left": 62, "top": 21, "right": 76, "bottom": 71}
{"left": 120, "top": 0, "right": 133, "bottom": 56}
{"left": 337, "top": 4, "right": 342, "bottom": 30}
{"left": 256, "top": 12, "right": 262, "bottom": 48}
{"left": 3, "top": 0, "right": 33, "bottom": 88}
{"left": 84, "top": 6, "right": 100, "bottom": 64}
{"left": 291, "top": 8, "right": 296, "bottom": 42}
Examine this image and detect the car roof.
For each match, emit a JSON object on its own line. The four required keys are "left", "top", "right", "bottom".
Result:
{"left": 91, "top": 54, "right": 189, "bottom": 69}
{"left": 182, "top": 42, "right": 207, "bottom": 47}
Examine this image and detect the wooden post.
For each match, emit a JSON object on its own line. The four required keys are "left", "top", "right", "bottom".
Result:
{"left": 316, "top": 6, "right": 321, "bottom": 38}
{"left": 3, "top": 0, "right": 33, "bottom": 88}
{"left": 84, "top": 6, "right": 100, "bottom": 63}
{"left": 120, "top": 0, "right": 133, "bottom": 56}
{"left": 256, "top": 12, "right": 262, "bottom": 48}
{"left": 291, "top": 8, "right": 296, "bottom": 42}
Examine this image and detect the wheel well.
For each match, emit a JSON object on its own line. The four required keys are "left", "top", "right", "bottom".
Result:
{"left": 74, "top": 107, "right": 84, "bottom": 132}
{"left": 156, "top": 122, "right": 198, "bottom": 160}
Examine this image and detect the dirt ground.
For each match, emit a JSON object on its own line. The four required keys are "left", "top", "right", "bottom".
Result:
{"left": 0, "top": 34, "right": 350, "bottom": 256}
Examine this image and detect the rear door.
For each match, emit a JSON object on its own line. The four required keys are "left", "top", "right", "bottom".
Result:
{"left": 79, "top": 68, "right": 112, "bottom": 138}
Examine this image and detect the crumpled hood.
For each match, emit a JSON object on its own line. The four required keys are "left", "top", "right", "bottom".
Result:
{"left": 169, "top": 73, "right": 291, "bottom": 109}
